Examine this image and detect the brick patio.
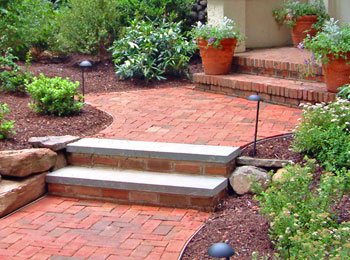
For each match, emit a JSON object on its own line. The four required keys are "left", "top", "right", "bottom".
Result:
{"left": 86, "top": 86, "right": 301, "bottom": 148}
{"left": 0, "top": 196, "right": 209, "bottom": 260}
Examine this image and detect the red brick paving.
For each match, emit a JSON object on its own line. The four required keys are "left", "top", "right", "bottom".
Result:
{"left": 0, "top": 196, "right": 209, "bottom": 259}
{"left": 86, "top": 86, "right": 301, "bottom": 147}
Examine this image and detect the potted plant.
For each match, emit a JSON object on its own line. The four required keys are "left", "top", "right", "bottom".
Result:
{"left": 302, "top": 19, "right": 350, "bottom": 93}
{"left": 191, "top": 17, "right": 245, "bottom": 75}
{"left": 273, "top": 0, "right": 329, "bottom": 47}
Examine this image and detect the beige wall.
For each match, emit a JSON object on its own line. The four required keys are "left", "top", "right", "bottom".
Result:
{"left": 327, "top": 0, "right": 350, "bottom": 23}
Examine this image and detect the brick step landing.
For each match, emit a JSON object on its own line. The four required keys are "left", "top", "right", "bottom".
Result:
{"left": 194, "top": 73, "right": 336, "bottom": 107}
{"left": 67, "top": 138, "right": 240, "bottom": 177}
{"left": 232, "top": 47, "right": 323, "bottom": 82}
{"left": 47, "top": 166, "right": 227, "bottom": 211}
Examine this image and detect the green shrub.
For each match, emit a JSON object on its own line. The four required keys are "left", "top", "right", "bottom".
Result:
{"left": 0, "top": 49, "right": 32, "bottom": 93}
{"left": 117, "top": 0, "right": 195, "bottom": 32}
{"left": 55, "top": 0, "right": 121, "bottom": 58}
{"left": 26, "top": 74, "right": 84, "bottom": 116}
{"left": 256, "top": 160, "right": 350, "bottom": 259}
{"left": 0, "top": 102, "right": 15, "bottom": 139}
{"left": 110, "top": 19, "right": 195, "bottom": 82}
{"left": 338, "top": 84, "right": 350, "bottom": 101}
{"left": 293, "top": 99, "right": 350, "bottom": 172}
{"left": 0, "top": 0, "right": 56, "bottom": 58}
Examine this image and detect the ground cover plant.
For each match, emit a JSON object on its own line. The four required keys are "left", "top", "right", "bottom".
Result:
{"left": 0, "top": 102, "right": 15, "bottom": 139}
{"left": 0, "top": 49, "right": 32, "bottom": 93}
{"left": 110, "top": 19, "right": 195, "bottom": 82}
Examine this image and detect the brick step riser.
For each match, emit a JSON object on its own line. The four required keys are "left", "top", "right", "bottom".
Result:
{"left": 68, "top": 152, "right": 236, "bottom": 177}
{"left": 232, "top": 57, "right": 324, "bottom": 83}
{"left": 48, "top": 183, "right": 227, "bottom": 212}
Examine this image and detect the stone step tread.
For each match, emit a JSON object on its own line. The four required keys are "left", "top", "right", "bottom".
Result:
{"left": 194, "top": 72, "right": 327, "bottom": 91}
{"left": 67, "top": 138, "right": 240, "bottom": 163}
{"left": 46, "top": 166, "right": 227, "bottom": 197}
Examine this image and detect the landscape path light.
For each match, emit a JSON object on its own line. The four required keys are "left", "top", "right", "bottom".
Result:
{"left": 247, "top": 94, "right": 263, "bottom": 157}
{"left": 207, "top": 242, "right": 235, "bottom": 260}
{"left": 79, "top": 60, "right": 92, "bottom": 102}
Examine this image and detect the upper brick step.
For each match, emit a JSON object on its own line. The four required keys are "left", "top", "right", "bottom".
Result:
{"left": 46, "top": 166, "right": 227, "bottom": 211}
{"left": 67, "top": 138, "right": 240, "bottom": 177}
{"left": 232, "top": 47, "right": 323, "bottom": 82}
{"left": 193, "top": 72, "right": 336, "bottom": 107}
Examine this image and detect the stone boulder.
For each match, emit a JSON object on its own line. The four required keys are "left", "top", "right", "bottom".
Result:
{"left": 29, "top": 135, "right": 80, "bottom": 151}
{"left": 272, "top": 168, "right": 289, "bottom": 183}
{"left": 0, "top": 149, "right": 57, "bottom": 177}
{"left": 229, "top": 166, "right": 268, "bottom": 195}
{"left": 0, "top": 172, "right": 47, "bottom": 217}
{"left": 237, "top": 156, "right": 292, "bottom": 168}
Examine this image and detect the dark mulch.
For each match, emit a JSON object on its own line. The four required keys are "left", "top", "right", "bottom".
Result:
{"left": 182, "top": 135, "right": 350, "bottom": 260}
{"left": 0, "top": 55, "right": 203, "bottom": 151}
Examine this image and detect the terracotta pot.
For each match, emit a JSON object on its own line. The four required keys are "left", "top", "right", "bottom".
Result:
{"left": 322, "top": 53, "right": 350, "bottom": 93}
{"left": 197, "top": 38, "right": 237, "bottom": 75}
{"left": 291, "top": 15, "right": 318, "bottom": 47}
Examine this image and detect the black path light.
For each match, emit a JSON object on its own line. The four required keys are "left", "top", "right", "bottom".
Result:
{"left": 207, "top": 242, "right": 235, "bottom": 260}
{"left": 248, "top": 94, "right": 263, "bottom": 156}
{"left": 79, "top": 60, "right": 92, "bottom": 101}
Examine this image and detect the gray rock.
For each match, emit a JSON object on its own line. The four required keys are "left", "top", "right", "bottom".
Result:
{"left": 198, "top": 11, "right": 206, "bottom": 21}
{"left": 200, "top": 0, "right": 207, "bottom": 6}
{"left": 29, "top": 135, "right": 80, "bottom": 151}
{"left": 190, "top": 11, "right": 197, "bottom": 19}
{"left": 236, "top": 156, "right": 292, "bottom": 168}
{"left": 229, "top": 166, "right": 268, "bottom": 195}
{"left": 0, "top": 149, "right": 57, "bottom": 177}
{"left": 0, "top": 172, "right": 47, "bottom": 217}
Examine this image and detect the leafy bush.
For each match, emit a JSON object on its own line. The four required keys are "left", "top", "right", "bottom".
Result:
{"left": 26, "top": 74, "right": 84, "bottom": 116}
{"left": 337, "top": 84, "right": 350, "bottom": 101}
{"left": 117, "top": 0, "right": 195, "bottom": 32}
{"left": 0, "top": 0, "right": 56, "bottom": 58}
{"left": 0, "top": 102, "right": 15, "bottom": 139}
{"left": 293, "top": 99, "right": 350, "bottom": 172}
{"left": 256, "top": 160, "right": 350, "bottom": 259}
{"left": 55, "top": 0, "right": 121, "bottom": 58}
{"left": 110, "top": 19, "right": 195, "bottom": 82}
{"left": 0, "top": 49, "right": 32, "bottom": 93}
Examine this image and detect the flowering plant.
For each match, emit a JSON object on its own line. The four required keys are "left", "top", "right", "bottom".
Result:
{"left": 273, "top": 0, "right": 329, "bottom": 29}
{"left": 190, "top": 17, "right": 245, "bottom": 49}
{"left": 302, "top": 18, "right": 350, "bottom": 65}
{"left": 293, "top": 98, "right": 350, "bottom": 171}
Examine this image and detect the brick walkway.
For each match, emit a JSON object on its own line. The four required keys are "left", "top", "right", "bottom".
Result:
{"left": 87, "top": 86, "right": 301, "bottom": 147}
{"left": 0, "top": 196, "right": 209, "bottom": 260}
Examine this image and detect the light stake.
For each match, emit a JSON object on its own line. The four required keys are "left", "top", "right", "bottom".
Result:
{"left": 248, "top": 94, "right": 263, "bottom": 156}
{"left": 79, "top": 60, "right": 92, "bottom": 102}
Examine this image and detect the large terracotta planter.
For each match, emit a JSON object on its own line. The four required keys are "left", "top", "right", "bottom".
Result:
{"left": 291, "top": 15, "right": 318, "bottom": 47}
{"left": 197, "top": 38, "right": 237, "bottom": 75}
{"left": 322, "top": 53, "right": 350, "bottom": 93}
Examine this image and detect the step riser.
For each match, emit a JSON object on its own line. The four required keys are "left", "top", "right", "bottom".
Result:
{"left": 48, "top": 183, "right": 227, "bottom": 212}
{"left": 194, "top": 74, "right": 336, "bottom": 107}
{"left": 233, "top": 57, "right": 324, "bottom": 82}
{"left": 68, "top": 152, "right": 236, "bottom": 177}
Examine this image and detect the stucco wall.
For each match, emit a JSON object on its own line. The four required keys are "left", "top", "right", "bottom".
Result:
{"left": 328, "top": 0, "right": 350, "bottom": 23}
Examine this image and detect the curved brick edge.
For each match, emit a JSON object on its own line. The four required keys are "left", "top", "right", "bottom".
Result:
{"left": 85, "top": 100, "right": 115, "bottom": 136}
{"left": 178, "top": 224, "right": 206, "bottom": 260}
{"left": 239, "top": 132, "right": 294, "bottom": 149}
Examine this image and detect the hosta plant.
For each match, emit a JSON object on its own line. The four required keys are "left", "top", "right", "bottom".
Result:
{"left": 26, "top": 74, "right": 84, "bottom": 116}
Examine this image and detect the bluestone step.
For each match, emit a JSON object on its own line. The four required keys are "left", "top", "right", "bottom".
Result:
{"left": 47, "top": 166, "right": 228, "bottom": 211}
{"left": 67, "top": 138, "right": 240, "bottom": 176}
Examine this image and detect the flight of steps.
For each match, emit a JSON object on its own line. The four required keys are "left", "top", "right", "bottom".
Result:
{"left": 46, "top": 138, "right": 241, "bottom": 211}
{"left": 193, "top": 47, "right": 337, "bottom": 107}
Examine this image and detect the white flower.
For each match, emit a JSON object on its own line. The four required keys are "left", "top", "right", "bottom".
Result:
{"left": 124, "top": 60, "right": 131, "bottom": 67}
